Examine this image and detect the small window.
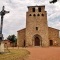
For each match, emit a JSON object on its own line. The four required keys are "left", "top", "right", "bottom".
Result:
{"left": 32, "top": 8, "right": 35, "bottom": 12}
{"left": 33, "top": 14, "right": 36, "bottom": 16}
{"left": 42, "top": 14, "right": 44, "bottom": 16}
{"left": 0, "top": 37, "right": 2, "bottom": 40}
{"left": 36, "top": 27, "right": 38, "bottom": 30}
{"left": 38, "top": 8, "right": 41, "bottom": 12}
{"left": 29, "top": 14, "right": 32, "bottom": 16}
{"left": 5, "top": 43, "right": 7, "bottom": 44}
{"left": 37, "top": 14, "right": 40, "bottom": 16}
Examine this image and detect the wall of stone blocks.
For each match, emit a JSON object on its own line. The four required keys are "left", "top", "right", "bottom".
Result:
{"left": 17, "top": 28, "right": 26, "bottom": 47}
{"left": 48, "top": 27, "right": 59, "bottom": 46}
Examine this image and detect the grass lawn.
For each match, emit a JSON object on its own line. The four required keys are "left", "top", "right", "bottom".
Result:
{"left": 0, "top": 48, "right": 30, "bottom": 60}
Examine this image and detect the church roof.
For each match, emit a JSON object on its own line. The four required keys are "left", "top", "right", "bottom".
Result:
{"left": 48, "top": 27, "right": 60, "bottom": 31}
{"left": 27, "top": 5, "right": 45, "bottom": 8}
{"left": 17, "top": 27, "right": 60, "bottom": 32}
{"left": 17, "top": 28, "right": 26, "bottom": 32}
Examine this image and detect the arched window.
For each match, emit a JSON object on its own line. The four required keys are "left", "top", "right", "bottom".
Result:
{"left": 29, "top": 14, "right": 32, "bottom": 16}
{"left": 41, "top": 14, "right": 44, "bottom": 16}
{"left": 33, "top": 14, "right": 36, "bottom": 16}
{"left": 37, "top": 14, "right": 40, "bottom": 16}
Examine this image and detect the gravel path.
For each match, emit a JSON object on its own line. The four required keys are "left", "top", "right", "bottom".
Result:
{"left": 26, "top": 47, "right": 60, "bottom": 60}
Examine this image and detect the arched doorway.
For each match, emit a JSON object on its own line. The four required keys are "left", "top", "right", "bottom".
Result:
{"left": 49, "top": 40, "right": 53, "bottom": 46}
{"left": 33, "top": 34, "right": 42, "bottom": 46}
{"left": 35, "top": 37, "right": 40, "bottom": 46}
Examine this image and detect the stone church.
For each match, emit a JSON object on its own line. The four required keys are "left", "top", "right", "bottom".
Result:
{"left": 17, "top": 5, "right": 60, "bottom": 47}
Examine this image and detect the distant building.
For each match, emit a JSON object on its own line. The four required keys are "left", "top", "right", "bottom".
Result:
{"left": 17, "top": 5, "right": 60, "bottom": 47}
{"left": 3, "top": 40, "right": 17, "bottom": 47}
{"left": 3, "top": 40, "right": 11, "bottom": 47}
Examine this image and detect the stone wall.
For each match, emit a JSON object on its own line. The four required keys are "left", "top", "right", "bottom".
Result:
{"left": 48, "top": 27, "right": 59, "bottom": 46}
{"left": 17, "top": 28, "right": 26, "bottom": 47}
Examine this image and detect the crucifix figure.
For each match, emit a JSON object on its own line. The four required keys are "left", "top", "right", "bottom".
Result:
{"left": 0, "top": 6, "right": 9, "bottom": 41}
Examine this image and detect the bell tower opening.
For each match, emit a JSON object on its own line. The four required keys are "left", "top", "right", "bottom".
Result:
{"left": 26, "top": 6, "right": 48, "bottom": 47}
{"left": 32, "top": 8, "right": 35, "bottom": 12}
{"left": 38, "top": 7, "right": 41, "bottom": 12}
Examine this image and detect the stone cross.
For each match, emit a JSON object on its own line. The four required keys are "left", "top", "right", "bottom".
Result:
{"left": 0, "top": 6, "right": 9, "bottom": 41}
{"left": 0, "top": 6, "right": 9, "bottom": 53}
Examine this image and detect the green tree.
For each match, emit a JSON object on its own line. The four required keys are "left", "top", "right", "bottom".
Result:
{"left": 7, "top": 35, "right": 17, "bottom": 46}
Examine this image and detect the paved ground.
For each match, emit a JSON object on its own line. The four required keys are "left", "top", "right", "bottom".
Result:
{"left": 26, "top": 47, "right": 60, "bottom": 60}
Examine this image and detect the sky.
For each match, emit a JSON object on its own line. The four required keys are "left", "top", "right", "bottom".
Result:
{"left": 0, "top": 0, "right": 60, "bottom": 39}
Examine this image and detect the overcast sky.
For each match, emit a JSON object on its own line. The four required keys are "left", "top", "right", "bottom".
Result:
{"left": 0, "top": 0, "right": 60, "bottom": 39}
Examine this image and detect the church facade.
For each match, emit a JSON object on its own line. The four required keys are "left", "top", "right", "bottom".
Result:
{"left": 17, "top": 5, "right": 60, "bottom": 47}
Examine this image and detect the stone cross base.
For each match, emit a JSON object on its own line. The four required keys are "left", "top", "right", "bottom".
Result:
{"left": 0, "top": 41, "right": 4, "bottom": 53}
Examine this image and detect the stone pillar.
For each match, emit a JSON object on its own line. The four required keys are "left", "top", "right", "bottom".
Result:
{"left": 0, "top": 41, "right": 4, "bottom": 53}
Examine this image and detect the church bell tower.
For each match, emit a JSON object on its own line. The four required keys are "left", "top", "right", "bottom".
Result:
{"left": 26, "top": 5, "right": 49, "bottom": 47}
